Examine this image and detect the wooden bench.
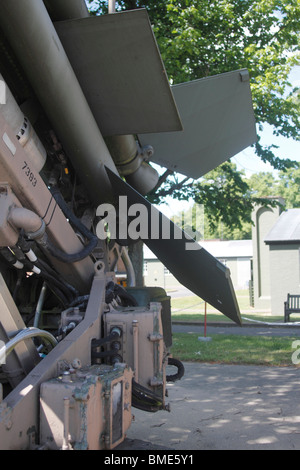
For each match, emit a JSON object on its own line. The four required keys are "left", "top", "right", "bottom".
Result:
{"left": 284, "top": 294, "right": 300, "bottom": 322}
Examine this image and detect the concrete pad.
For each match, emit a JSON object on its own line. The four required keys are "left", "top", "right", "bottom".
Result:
{"left": 122, "top": 362, "right": 300, "bottom": 450}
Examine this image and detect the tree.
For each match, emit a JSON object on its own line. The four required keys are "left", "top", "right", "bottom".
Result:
{"left": 246, "top": 165, "right": 300, "bottom": 208}
{"left": 172, "top": 163, "right": 300, "bottom": 240}
{"left": 87, "top": 0, "right": 299, "bottom": 180}
{"left": 170, "top": 162, "right": 279, "bottom": 240}
{"left": 86, "top": 1, "right": 299, "bottom": 276}
{"left": 247, "top": 172, "right": 279, "bottom": 198}
{"left": 278, "top": 163, "right": 300, "bottom": 207}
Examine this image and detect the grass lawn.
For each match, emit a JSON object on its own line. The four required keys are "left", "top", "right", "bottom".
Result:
{"left": 171, "top": 333, "right": 299, "bottom": 366}
{"left": 169, "top": 289, "right": 300, "bottom": 324}
{"left": 168, "top": 289, "right": 300, "bottom": 367}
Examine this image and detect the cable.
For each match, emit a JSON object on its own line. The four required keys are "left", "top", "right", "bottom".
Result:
{"left": 35, "top": 258, "right": 78, "bottom": 300}
{"left": 43, "top": 233, "right": 97, "bottom": 264}
{"left": 16, "top": 236, "right": 78, "bottom": 306}
{"left": 105, "top": 281, "right": 138, "bottom": 307}
{"left": 23, "top": 255, "right": 71, "bottom": 307}
{"left": 33, "top": 282, "right": 47, "bottom": 328}
{"left": 42, "top": 188, "right": 98, "bottom": 263}
{"left": 132, "top": 380, "right": 164, "bottom": 413}
{"left": 0, "top": 327, "right": 57, "bottom": 364}
{"left": 69, "top": 295, "right": 89, "bottom": 307}
{"left": 0, "top": 247, "right": 24, "bottom": 270}
{"left": 0, "top": 244, "right": 71, "bottom": 306}
{"left": 91, "top": 330, "right": 121, "bottom": 349}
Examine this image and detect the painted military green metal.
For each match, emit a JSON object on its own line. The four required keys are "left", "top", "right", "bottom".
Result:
{"left": 54, "top": 9, "right": 182, "bottom": 137}
{"left": 139, "top": 69, "right": 257, "bottom": 179}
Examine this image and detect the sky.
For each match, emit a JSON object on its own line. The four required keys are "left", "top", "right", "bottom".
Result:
{"left": 234, "top": 65, "right": 300, "bottom": 177}
{"left": 233, "top": 124, "right": 300, "bottom": 178}
{"left": 156, "top": 121, "right": 300, "bottom": 217}
{"left": 157, "top": 127, "right": 300, "bottom": 217}
{"left": 83, "top": 2, "right": 300, "bottom": 219}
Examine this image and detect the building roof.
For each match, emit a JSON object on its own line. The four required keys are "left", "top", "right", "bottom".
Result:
{"left": 264, "top": 209, "right": 300, "bottom": 244}
{"left": 200, "top": 240, "right": 253, "bottom": 258}
{"left": 144, "top": 239, "right": 253, "bottom": 260}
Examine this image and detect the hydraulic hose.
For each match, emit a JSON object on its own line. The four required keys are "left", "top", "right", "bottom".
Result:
{"left": 105, "top": 281, "right": 138, "bottom": 307}
{"left": 8, "top": 202, "right": 96, "bottom": 264}
{"left": 17, "top": 249, "right": 74, "bottom": 306}
{"left": 0, "top": 327, "right": 57, "bottom": 364}
{"left": 41, "top": 188, "right": 98, "bottom": 263}
{"left": 0, "top": 247, "right": 24, "bottom": 270}
{"left": 18, "top": 235, "right": 79, "bottom": 300}
{"left": 7, "top": 237, "right": 77, "bottom": 307}
{"left": 36, "top": 264, "right": 73, "bottom": 305}
{"left": 166, "top": 357, "right": 185, "bottom": 382}
{"left": 43, "top": 233, "right": 97, "bottom": 263}
{"left": 132, "top": 380, "right": 164, "bottom": 413}
{"left": 91, "top": 328, "right": 122, "bottom": 349}
{"left": 69, "top": 295, "right": 89, "bottom": 307}
{"left": 35, "top": 257, "right": 78, "bottom": 299}
{"left": 33, "top": 282, "right": 47, "bottom": 328}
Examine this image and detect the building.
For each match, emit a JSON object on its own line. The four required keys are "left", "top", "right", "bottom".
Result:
{"left": 251, "top": 199, "right": 284, "bottom": 311}
{"left": 142, "top": 202, "right": 300, "bottom": 316}
{"left": 143, "top": 239, "right": 253, "bottom": 291}
{"left": 264, "top": 208, "right": 300, "bottom": 315}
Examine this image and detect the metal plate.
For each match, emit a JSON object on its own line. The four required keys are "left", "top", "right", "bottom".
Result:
{"left": 139, "top": 69, "right": 257, "bottom": 178}
{"left": 55, "top": 9, "right": 182, "bottom": 136}
{"left": 105, "top": 167, "right": 242, "bottom": 325}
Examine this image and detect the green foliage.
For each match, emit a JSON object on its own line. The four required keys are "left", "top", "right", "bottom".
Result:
{"left": 154, "top": 162, "right": 280, "bottom": 239}
{"left": 159, "top": 0, "right": 300, "bottom": 168}
{"left": 85, "top": 1, "right": 300, "bottom": 236}
{"left": 190, "top": 162, "right": 254, "bottom": 233}
{"left": 247, "top": 171, "right": 279, "bottom": 197}
{"left": 86, "top": 0, "right": 108, "bottom": 14}
{"left": 86, "top": 1, "right": 300, "bottom": 163}
{"left": 247, "top": 164, "right": 300, "bottom": 209}
{"left": 169, "top": 163, "right": 300, "bottom": 239}
{"left": 278, "top": 162, "right": 300, "bottom": 207}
